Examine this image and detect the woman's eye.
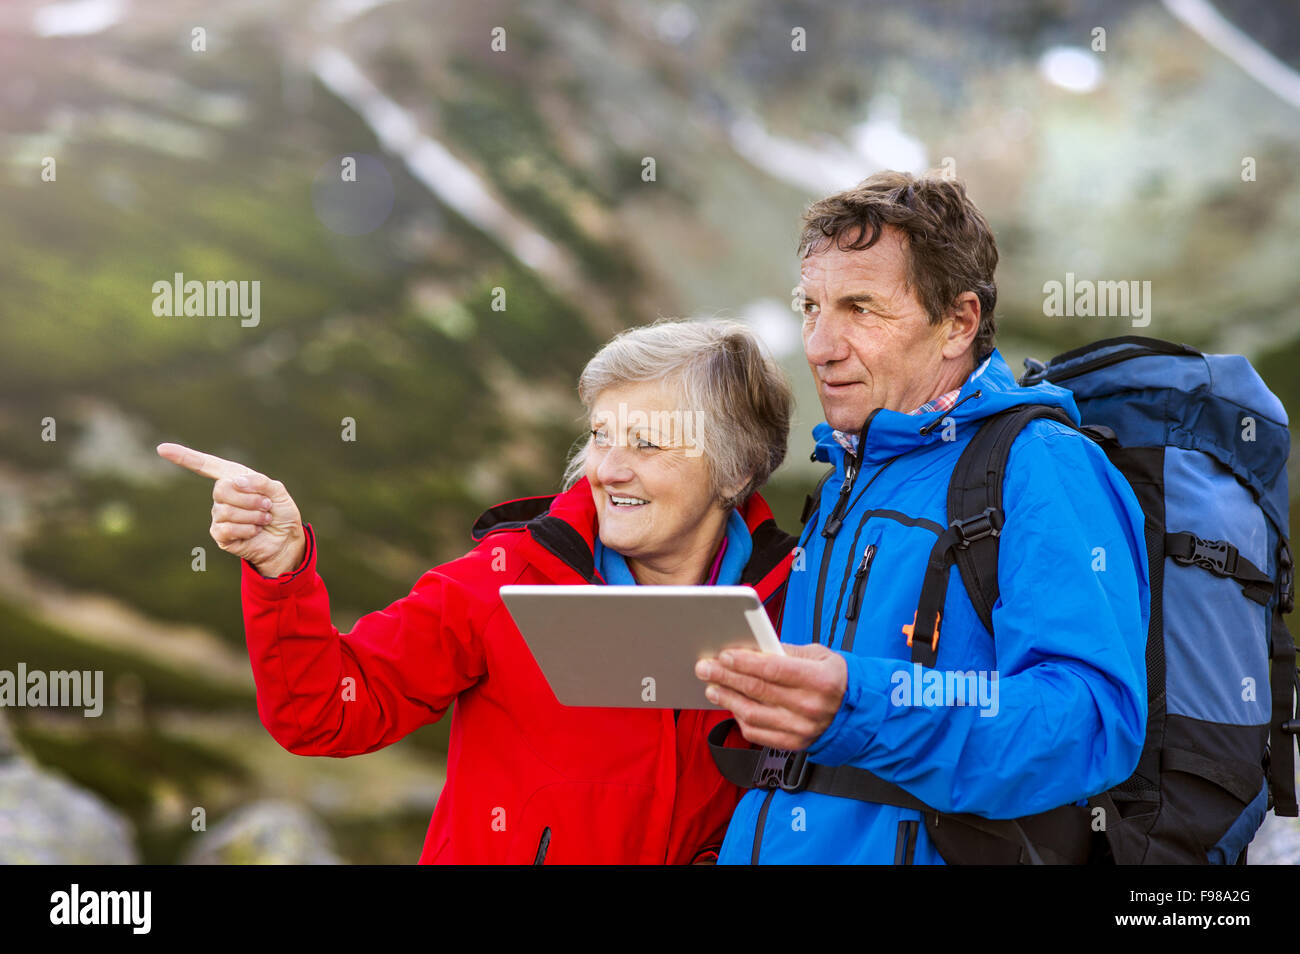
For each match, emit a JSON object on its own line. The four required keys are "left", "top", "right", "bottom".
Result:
{"left": 590, "top": 428, "right": 658, "bottom": 450}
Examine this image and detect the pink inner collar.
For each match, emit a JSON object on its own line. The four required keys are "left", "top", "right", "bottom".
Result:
{"left": 704, "top": 537, "right": 729, "bottom": 586}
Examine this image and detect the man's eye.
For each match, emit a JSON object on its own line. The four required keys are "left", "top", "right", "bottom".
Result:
{"left": 636, "top": 438, "right": 661, "bottom": 450}
{"left": 854, "top": 304, "right": 871, "bottom": 315}
{"left": 591, "top": 429, "right": 611, "bottom": 447}
{"left": 803, "top": 301, "right": 818, "bottom": 314}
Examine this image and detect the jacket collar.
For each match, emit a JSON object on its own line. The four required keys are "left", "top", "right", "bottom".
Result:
{"left": 810, "top": 348, "right": 1082, "bottom": 471}
{"left": 472, "top": 477, "right": 796, "bottom": 594}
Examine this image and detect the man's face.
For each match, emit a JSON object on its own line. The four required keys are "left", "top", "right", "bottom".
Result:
{"left": 799, "top": 227, "right": 953, "bottom": 433}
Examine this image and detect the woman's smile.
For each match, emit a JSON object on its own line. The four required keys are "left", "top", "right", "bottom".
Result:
{"left": 607, "top": 493, "right": 649, "bottom": 508}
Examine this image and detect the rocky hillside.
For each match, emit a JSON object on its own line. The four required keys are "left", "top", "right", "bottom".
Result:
{"left": 1, "top": 0, "right": 1297, "bottom": 862}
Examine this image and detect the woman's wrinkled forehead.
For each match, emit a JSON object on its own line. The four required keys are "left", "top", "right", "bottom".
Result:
{"left": 589, "top": 381, "right": 705, "bottom": 456}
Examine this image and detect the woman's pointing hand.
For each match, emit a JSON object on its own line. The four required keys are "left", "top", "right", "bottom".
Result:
{"left": 156, "top": 442, "right": 305, "bottom": 577}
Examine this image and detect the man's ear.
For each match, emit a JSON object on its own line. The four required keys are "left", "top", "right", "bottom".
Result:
{"left": 941, "top": 291, "right": 981, "bottom": 361}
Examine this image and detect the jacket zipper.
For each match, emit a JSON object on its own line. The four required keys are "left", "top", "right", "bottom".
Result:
{"left": 750, "top": 789, "right": 776, "bottom": 865}
{"left": 810, "top": 529, "right": 838, "bottom": 648}
{"left": 533, "top": 826, "right": 551, "bottom": 864}
{"left": 821, "top": 457, "right": 858, "bottom": 539}
{"left": 825, "top": 519, "right": 870, "bottom": 646}
{"left": 811, "top": 452, "right": 902, "bottom": 647}
{"left": 811, "top": 411, "right": 876, "bottom": 646}
{"left": 821, "top": 407, "right": 883, "bottom": 539}
{"left": 845, "top": 544, "right": 877, "bottom": 622}
{"left": 840, "top": 543, "right": 877, "bottom": 653}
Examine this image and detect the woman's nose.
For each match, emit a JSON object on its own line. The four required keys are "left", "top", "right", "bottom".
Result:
{"left": 595, "top": 445, "right": 635, "bottom": 485}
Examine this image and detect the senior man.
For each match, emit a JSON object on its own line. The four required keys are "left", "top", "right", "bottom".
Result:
{"left": 696, "top": 170, "right": 1149, "bottom": 864}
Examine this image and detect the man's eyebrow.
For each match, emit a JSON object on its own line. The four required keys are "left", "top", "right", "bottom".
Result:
{"left": 838, "top": 292, "right": 883, "bottom": 305}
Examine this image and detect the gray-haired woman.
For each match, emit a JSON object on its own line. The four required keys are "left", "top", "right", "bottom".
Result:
{"left": 158, "top": 319, "right": 797, "bottom": 864}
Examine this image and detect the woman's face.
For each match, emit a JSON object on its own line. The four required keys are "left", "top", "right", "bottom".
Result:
{"left": 585, "top": 380, "right": 736, "bottom": 580}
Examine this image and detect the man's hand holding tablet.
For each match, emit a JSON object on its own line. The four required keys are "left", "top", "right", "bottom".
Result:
{"left": 694, "top": 644, "right": 847, "bottom": 752}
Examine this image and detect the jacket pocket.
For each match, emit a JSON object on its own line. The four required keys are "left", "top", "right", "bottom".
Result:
{"left": 533, "top": 826, "right": 552, "bottom": 864}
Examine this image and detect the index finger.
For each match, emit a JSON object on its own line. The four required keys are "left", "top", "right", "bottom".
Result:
{"left": 156, "top": 442, "right": 251, "bottom": 481}
{"left": 714, "top": 648, "right": 821, "bottom": 690}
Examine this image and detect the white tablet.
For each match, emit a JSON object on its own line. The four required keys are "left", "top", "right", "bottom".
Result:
{"left": 499, "top": 585, "right": 784, "bottom": 709}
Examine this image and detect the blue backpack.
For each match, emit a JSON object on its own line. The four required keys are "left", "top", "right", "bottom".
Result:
{"left": 958, "top": 335, "right": 1297, "bottom": 863}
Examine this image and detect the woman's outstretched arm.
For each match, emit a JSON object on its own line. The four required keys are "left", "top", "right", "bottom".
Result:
{"left": 241, "top": 524, "right": 489, "bottom": 757}
{"left": 157, "top": 442, "right": 488, "bottom": 757}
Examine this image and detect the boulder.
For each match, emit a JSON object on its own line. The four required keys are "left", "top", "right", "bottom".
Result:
{"left": 184, "top": 799, "right": 342, "bottom": 865}
{"left": 0, "top": 750, "right": 139, "bottom": 864}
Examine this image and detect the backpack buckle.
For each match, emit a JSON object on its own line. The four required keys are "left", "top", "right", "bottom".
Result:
{"left": 1280, "top": 543, "right": 1295, "bottom": 615}
{"left": 952, "top": 508, "right": 1003, "bottom": 547}
{"left": 753, "top": 747, "right": 810, "bottom": 792}
{"left": 903, "top": 609, "right": 942, "bottom": 653}
{"left": 1173, "top": 535, "right": 1237, "bottom": 577}
{"left": 1020, "top": 357, "right": 1048, "bottom": 386}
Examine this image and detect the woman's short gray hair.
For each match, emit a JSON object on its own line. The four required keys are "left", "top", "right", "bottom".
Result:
{"left": 563, "top": 319, "right": 793, "bottom": 510}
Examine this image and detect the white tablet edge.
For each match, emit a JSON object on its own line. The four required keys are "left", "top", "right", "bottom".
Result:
{"left": 744, "top": 604, "right": 785, "bottom": 655}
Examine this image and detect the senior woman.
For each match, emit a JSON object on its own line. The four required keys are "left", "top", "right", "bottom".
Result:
{"left": 157, "top": 319, "right": 796, "bottom": 864}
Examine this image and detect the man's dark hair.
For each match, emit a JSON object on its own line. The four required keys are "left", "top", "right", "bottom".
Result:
{"left": 798, "top": 170, "right": 999, "bottom": 364}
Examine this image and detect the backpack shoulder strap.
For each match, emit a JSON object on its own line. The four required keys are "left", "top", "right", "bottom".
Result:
{"left": 801, "top": 466, "right": 837, "bottom": 526}
{"left": 948, "top": 405, "right": 1078, "bottom": 636}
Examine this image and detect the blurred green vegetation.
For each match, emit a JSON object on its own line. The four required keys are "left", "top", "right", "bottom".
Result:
{"left": 1, "top": 0, "right": 1296, "bottom": 864}
{"left": 1, "top": 598, "right": 252, "bottom": 711}
{"left": 440, "top": 55, "right": 644, "bottom": 291}
{"left": 15, "top": 723, "right": 249, "bottom": 832}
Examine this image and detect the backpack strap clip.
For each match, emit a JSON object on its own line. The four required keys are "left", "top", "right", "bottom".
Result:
{"left": 752, "top": 747, "right": 810, "bottom": 792}
{"left": 903, "top": 609, "right": 942, "bottom": 654}
{"left": 1170, "top": 534, "right": 1239, "bottom": 577}
{"left": 952, "top": 507, "right": 1004, "bottom": 547}
{"left": 1166, "top": 532, "right": 1275, "bottom": 606}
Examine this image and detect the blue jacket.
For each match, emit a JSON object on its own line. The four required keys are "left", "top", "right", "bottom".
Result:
{"left": 718, "top": 349, "right": 1149, "bottom": 864}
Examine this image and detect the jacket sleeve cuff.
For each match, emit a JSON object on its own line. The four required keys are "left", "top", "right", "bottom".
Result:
{"left": 805, "top": 651, "right": 896, "bottom": 765}
{"left": 240, "top": 523, "right": 318, "bottom": 601}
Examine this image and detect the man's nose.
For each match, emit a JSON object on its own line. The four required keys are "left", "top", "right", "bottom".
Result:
{"left": 804, "top": 313, "right": 849, "bottom": 366}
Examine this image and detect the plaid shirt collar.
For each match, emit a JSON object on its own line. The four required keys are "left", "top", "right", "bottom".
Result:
{"left": 832, "top": 354, "right": 991, "bottom": 454}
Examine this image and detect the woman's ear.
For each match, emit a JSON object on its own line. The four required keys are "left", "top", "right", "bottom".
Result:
{"left": 720, "top": 475, "right": 751, "bottom": 508}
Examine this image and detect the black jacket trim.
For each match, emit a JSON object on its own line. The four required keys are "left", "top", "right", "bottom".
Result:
{"left": 528, "top": 515, "right": 600, "bottom": 583}
{"left": 741, "top": 518, "right": 799, "bottom": 587}
{"left": 470, "top": 494, "right": 558, "bottom": 542}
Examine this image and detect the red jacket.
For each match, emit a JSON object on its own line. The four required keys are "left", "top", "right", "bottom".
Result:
{"left": 239, "top": 477, "right": 796, "bottom": 863}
